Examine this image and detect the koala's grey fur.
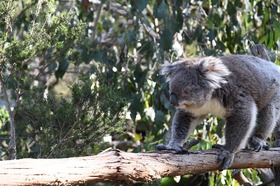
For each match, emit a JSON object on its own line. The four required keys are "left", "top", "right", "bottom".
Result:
{"left": 156, "top": 55, "right": 280, "bottom": 170}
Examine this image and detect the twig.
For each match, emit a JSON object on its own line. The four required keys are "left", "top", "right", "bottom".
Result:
{"left": 232, "top": 169, "right": 252, "bottom": 186}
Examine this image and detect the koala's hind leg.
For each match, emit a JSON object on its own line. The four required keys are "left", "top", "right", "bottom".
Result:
{"left": 156, "top": 110, "right": 202, "bottom": 153}
{"left": 249, "top": 102, "right": 280, "bottom": 151}
{"left": 213, "top": 101, "right": 258, "bottom": 170}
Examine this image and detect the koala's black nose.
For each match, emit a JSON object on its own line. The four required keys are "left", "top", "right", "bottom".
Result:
{"left": 170, "top": 93, "right": 179, "bottom": 106}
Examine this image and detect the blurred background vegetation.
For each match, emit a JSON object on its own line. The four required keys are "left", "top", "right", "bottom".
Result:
{"left": 0, "top": 0, "right": 279, "bottom": 185}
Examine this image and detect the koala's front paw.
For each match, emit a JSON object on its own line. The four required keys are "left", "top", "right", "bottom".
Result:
{"left": 156, "top": 144, "right": 189, "bottom": 154}
{"left": 212, "top": 144, "right": 235, "bottom": 170}
{"left": 248, "top": 136, "right": 269, "bottom": 152}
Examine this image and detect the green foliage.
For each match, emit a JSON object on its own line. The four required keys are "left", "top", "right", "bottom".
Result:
{"left": 15, "top": 74, "right": 126, "bottom": 158}
{"left": 0, "top": 0, "right": 86, "bottom": 81}
{"left": 0, "top": 0, "right": 280, "bottom": 185}
{"left": 0, "top": 107, "right": 9, "bottom": 128}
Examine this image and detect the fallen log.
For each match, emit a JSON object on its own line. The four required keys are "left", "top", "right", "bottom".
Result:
{"left": 0, "top": 148, "right": 280, "bottom": 185}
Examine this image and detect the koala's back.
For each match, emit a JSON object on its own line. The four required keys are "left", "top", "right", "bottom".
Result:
{"left": 221, "top": 55, "right": 280, "bottom": 79}
{"left": 219, "top": 55, "right": 280, "bottom": 110}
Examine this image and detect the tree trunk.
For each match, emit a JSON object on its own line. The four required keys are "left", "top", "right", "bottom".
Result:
{"left": 0, "top": 148, "right": 280, "bottom": 185}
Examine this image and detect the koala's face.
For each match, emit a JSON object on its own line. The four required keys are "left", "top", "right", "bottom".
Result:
{"left": 169, "top": 69, "right": 213, "bottom": 109}
{"left": 161, "top": 57, "right": 231, "bottom": 110}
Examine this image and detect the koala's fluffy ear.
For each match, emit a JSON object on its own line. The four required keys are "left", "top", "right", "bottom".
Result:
{"left": 160, "top": 64, "right": 173, "bottom": 82}
{"left": 199, "top": 57, "right": 231, "bottom": 89}
{"left": 160, "top": 60, "right": 184, "bottom": 82}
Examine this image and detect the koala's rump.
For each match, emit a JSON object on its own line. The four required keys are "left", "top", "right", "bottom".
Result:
{"left": 220, "top": 55, "right": 280, "bottom": 110}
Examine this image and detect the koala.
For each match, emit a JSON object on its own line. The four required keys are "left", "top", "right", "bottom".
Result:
{"left": 156, "top": 55, "right": 280, "bottom": 170}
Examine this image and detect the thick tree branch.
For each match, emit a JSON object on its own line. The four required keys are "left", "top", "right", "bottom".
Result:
{"left": 0, "top": 148, "right": 280, "bottom": 185}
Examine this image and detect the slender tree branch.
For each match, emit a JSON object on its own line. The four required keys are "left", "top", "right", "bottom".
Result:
{"left": 0, "top": 74, "right": 16, "bottom": 160}
{"left": 232, "top": 169, "right": 252, "bottom": 186}
{"left": 91, "top": 3, "right": 103, "bottom": 43}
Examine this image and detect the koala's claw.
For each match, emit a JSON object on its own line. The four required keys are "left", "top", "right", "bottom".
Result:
{"left": 212, "top": 144, "right": 234, "bottom": 170}
{"left": 248, "top": 136, "right": 269, "bottom": 152}
{"left": 156, "top": 144, "right": 189, "bottom": 154}
{"left": 155, "top": 144, "right": 168, "bottom": 151}
{"left": 217, "top": 150, "right": 234, "bottom": 170}
{"left": 212, "top": 144, "right": 227, "bottom": 151}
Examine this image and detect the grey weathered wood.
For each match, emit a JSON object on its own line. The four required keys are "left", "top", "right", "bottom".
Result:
{"left": 0, "top": 148, "right": 280, "bottom": 185}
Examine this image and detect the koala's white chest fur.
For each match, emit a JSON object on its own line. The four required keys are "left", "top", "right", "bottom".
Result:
{"left": 186, "top": 99, "right": 226, "bottom": 117}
